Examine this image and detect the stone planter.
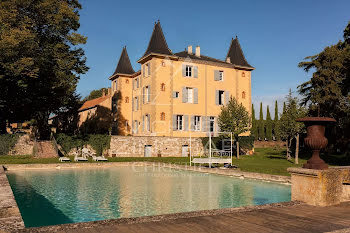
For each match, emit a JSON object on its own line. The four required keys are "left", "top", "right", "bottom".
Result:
{"left": 296, "top": 117, "right": 336, "bottom": 170}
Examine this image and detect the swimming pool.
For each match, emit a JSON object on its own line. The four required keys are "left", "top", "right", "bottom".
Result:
{"left": 7, "top": 166, "right": 291, "bottom": 227}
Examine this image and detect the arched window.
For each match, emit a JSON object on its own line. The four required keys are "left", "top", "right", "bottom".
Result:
{"left": 161, "top": 61, "right": 166, "bottom": 67}
{"left": 161, "top": 83, "right": 165, "bottom": 91}
{"left": 125, "top": 97, "right": 129, "bottom": 103}
{"left": 242, "top": 72, "right": 245, "bottom": 77}
{"left": 242, "top": 91, "right": 246, "bottom": 99}
{"left": 160, "top": 112, "right": 165, "bottom": 121}
{"left": 125, "top": 79, "right": 129, "bottom": 84}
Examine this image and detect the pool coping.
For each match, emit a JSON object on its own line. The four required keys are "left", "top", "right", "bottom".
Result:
{"left": 2, "top": 162, "right": 291, "bottom": 184}
{"left": 17, "top": 201, "right": 302, "bottom": 232}
{"left": 0, "top": 166, "right": 25, "bottom": 232}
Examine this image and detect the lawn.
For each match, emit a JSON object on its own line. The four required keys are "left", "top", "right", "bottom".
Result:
{"left": 0, "top": 148, "right": 307, "bottom": 176}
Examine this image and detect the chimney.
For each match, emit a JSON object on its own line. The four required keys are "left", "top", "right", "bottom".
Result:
{"left": 195, "top": 46, "right": 200, "bottom": 57}
{"left": 107, "top": 88, "right": 111, "bottom": 96}
{"left": 102, "top": 88, "right": 106, "bottom": 97}
{"left": 187, "top": 45, "right": 192, "bottom": 54}
{"left": 226, "top": 57, "right": 231, "bottom": 63}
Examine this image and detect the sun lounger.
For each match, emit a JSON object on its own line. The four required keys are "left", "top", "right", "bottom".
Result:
{"left": 59, "top": 157, "right": 71, "bottom": 162}
{"left": 92, "top": 155, "right": 108, "bottom": 162}
{"left": 74, "top": 155, "right": 88, "bottom": 162}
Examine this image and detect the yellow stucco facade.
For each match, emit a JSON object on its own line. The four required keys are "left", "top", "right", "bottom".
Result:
{"left": 108, "top": 22, "right": 254, "bottom": 137}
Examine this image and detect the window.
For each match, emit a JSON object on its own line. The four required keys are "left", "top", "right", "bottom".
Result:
{"left": 185, "top": 65, "right": 192, "bottom": 77}
{"left": 125, "top": 120, "right": 129, "bottom": 127}
{"left": 125, "top": 97, "right": 129, "bottom": 103}
{"left": 173, "top": 91, "right": 179, "bottom": 98}
{"left": 133, "top": 78, "right": 139, "bottom": 90}
{"left": 114, "top": 80, "right": 117, "bottom": 91}
{"left": 218, "top": 90, "right": 225, "bottom": 105}
{"left": 133, "top": 120, "right": 138, "bottom": 133}
{"left": 125, "top": 79, "right": 129, "bottom": 84}
{"left": 161, "top": 83, "right": 165, "bottom": 91}
{"left": 194, "top": 116, "right": 201, "bottom": 131}
{"left": 160, "top": 112, "right": 165, "bottom": 121}
{"left": 242, "top": 91, "right": 246, "bottom": 99}
{"left": 144, "top": 63, "right": 151, "bottom": 77}
{"left": 144, "top": 114, "right": 150, "bottom": 131}
{"left": 176, "top": 115, "right": 183, "bottom": 131}
{"left": 187, "top": 88, "right": 193, "bottom": 103}
{"left": 143, "top": 86, "right": 150, "bottom": 103}
{"left": 161, "top": 61, "right": 165, "bottom": 67}
{"left": 133, "top": 97, "right": 139, "bottom": 111}
{"left": 209, "top": 117, "right": 215, "bottom": 132}
{"left": 242, "top": 72, "right": 245, "bottom": 77}
{"left": 219, "top": 71, "right": 224, "bottom": 81}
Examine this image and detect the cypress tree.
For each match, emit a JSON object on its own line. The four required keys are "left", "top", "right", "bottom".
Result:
{"left": 258, "top": 102, "right": 265, "bottom": 140}
{"left": 251, "top": 104, "right": 257, "bottom": 138}
{"left": 274, "top": 100, "right": 280, "bottom": 140}
{"left": 266, "top": 105, "right": 272, "bottom": 140}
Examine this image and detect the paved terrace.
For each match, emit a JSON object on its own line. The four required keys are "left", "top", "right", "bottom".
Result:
{"left": 17, "top": 201, "right": 350, "bottom": 233}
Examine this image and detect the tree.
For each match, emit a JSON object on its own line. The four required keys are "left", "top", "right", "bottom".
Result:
{"left": 0, "top": 0, "right": 88, "bottom": 139}
{"left": 251, "top": 104, "right": 257, "bottom": 138}
{"left": 258, "top": 102, "right": 265, "bottom": 140}
{"left": 83, "top": 88, "right": 108, "bottom": 102}
{"left": 273, "top": 100, "right": 280, "bottom": 140}
{"left": 218, "top": 97, "right": 251, "bottom": 158}
{"left": 265, "top": 105, "right": 272, "bottom": 141}
{"left": 278, "top": 90, "right": 306, "bottom": 162}
{"left": 298, "top": 21, "right": 350, "bottom": 152}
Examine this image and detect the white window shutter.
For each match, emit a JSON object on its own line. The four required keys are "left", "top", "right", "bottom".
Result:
{"left": 148, "top": 85, "right": 151, "bottom": 102}
{"left": 194, "top": 88, "right": 198, "bottom": 104}
{"left": 202, "top": 116, "right": 207, "bottom": 132}
{"left": 147, "top": 115, "right": 150, "bottom": 131}
{"left": 214, "top": 70, "right": 220, "bottom": 81}
{"left": 184, "top": 115, "right": 189, "bottom": 131}
{"left": 142, "top": 115, "right": 145, "bottom": 131}
{"left": 215, "top": 90, "right": 219, "bottom": 105}
{"left": 142, "top": 87, "right": 145, "bottom": 103}
{"left": 172, "top": 91, "right": 177, "bottom": 98}
{"left": 182, "top": 87, "right": 188, "bottom": 103}
{"left": 148, "top": 64, "right": 151, "bottom": 76}
{"left": 173, "top": 115, "right": 177, "bottom": 130}
{"left": 143, "top": 65, "right": 145, "bottom": 77}
{"left": 194, "top": 66, "right": 198, "bottom": 78}
{"left": 225, "top": 91, "right": 230, "bottom": 105}
{"left": 190, "top": 116, "right": 195, "bottom": 131}
{"left": 182, "top": 64, "right": 186, "bottom": 76}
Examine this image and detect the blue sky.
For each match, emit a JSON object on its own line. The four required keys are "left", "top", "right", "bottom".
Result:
{"left": 76, "top": 0, "right": 349, "bottom": 118}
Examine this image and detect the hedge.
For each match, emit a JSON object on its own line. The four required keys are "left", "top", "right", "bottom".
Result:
{"left": 55, "top": 134, "right": 111, "bottom": 156}
{"left": 0, "top": 134, "right": 19, "bottom": 155}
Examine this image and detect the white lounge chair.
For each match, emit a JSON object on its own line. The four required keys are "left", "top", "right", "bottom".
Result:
{"left": 74, "top": 154, "right": 88, "bottom": 162}
{"left": 92, "top": 155, "right": 108, "bottom": 162}
{"left": 59, "top": 157, "right": 71, "bottom": 162}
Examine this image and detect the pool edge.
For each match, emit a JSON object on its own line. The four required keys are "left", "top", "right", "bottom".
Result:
{"left": 3, "top": 162, "right": 291, "bottom": 184}
{"left": 0, "top": 165, "right": 25, "bottom": 232}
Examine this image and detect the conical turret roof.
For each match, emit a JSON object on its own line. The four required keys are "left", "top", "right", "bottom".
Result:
{"left": 113, "top": 46, "right": 135, "bottom": 75}
{"left": 226, "top": 36, "right": 253, "bottom": 68}
{"left": 142, "top": 21, "right": 172, "bottom": 57}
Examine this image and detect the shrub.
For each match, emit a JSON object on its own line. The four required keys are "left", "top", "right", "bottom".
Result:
{"left": 55, "top": 133, "right": 110, "bottom": 156}
{"left": 0, "top": 134, "right": 19, "bottom": 155}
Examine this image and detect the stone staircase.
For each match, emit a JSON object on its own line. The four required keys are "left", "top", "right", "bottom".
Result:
{"left": 35, "top": 140, "right": 58, "bottom": 158}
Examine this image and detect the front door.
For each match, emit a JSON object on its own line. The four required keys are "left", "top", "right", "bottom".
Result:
{"left": 144, "top": 145, "right": 152, "bottom": 157}
{"left": 182, "top": 145, "right": 189, "bottom": 157}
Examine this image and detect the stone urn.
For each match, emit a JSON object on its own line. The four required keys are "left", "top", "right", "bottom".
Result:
{"left": 296, "top": 117, "right": 336, "bottom": 170}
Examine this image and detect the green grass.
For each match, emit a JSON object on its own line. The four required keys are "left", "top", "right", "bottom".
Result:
{"left": 232, "top": 148, "right": 305, "bottom": 176}
{"left": 0, "top": 148, "right": 305, "bottom": 176}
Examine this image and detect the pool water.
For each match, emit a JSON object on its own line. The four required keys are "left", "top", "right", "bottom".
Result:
{"left": 7, "top": 166, "right": 291, "bottom": 227}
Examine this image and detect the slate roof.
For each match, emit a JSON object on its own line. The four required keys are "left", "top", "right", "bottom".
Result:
{"left": 175, "top": 51, "right": 228, "bottom": 65}
{"left": 113, "top": 47, "right": 135, "bottom": 75}
{"left": 226, "top": 36, "right": 253, "bottom": 68}
{"left": 142, "top": 21, "right": 172, "bottom": 57}
{"left": 79, "top": 95, "right": 110, "bottom": 112}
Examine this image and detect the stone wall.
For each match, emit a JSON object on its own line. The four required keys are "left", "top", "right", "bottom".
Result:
{"left": 9, "top": 135, "right": 34, "bottom": 155}
{"left": 109, "top": 136, "right": 204, "bottom": 157}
